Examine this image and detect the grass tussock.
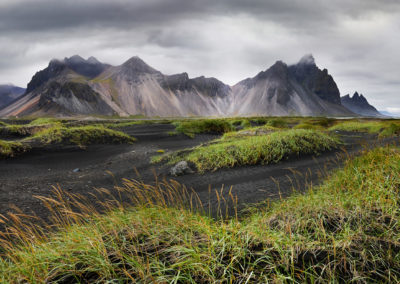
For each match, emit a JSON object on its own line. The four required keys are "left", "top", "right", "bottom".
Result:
{"left": 30, "top": 125, "right": 136, "bottom": 146}
{"left": 165, "top": 129, "right": 339, "bottom": 173}
{"left": 0, "top": 140, "right": 29, "bottom": 158}
{"left": 329, "top": 120, "right": 385, "bottom": 133}
{"left": 221, "top": 125, "right": 278, "bottom": 139}
{"left": 173, "top": 119, "right": 235, "bottom": 138}
{"left": 1, "top": 147, "right": 400, "bottom": 282}
{"left": 0, "top": 118, "right": 62, "bottom": 137}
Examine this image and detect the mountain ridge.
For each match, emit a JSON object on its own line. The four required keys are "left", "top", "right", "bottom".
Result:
{"left": 0, "top": 54, "right": 370, "bottom": 117}
{"left": 341, "top": 92, "right": 383, "bottom": 117}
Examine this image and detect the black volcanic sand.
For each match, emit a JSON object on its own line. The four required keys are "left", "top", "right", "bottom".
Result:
{"left": 0, "top": 123, "right": 398, "bottom": 224}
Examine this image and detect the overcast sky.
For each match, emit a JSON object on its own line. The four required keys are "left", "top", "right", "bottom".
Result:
{"left": 0, "top": 0, "right": 399, "bottom": 113}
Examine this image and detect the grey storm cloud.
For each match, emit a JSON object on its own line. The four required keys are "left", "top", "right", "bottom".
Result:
{"left": 0, "top": 0, "right": 399, "bottom": 112}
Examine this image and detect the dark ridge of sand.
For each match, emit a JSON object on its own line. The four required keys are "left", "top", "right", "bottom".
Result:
{"left": 0, "top": 124, "right": 398, "bottom": 225}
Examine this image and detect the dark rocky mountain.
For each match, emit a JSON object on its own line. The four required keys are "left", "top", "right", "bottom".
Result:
{"left": 0, "top": 84, "right": 26, "bottom": 109}
{"left": 341, "top": 92, "right": 383, "bottom": 117}
{"left": 64, "top": 55, "right": 110, "bottom": 78}
{"left": 230, "top": 55, "right": 353, "bottom": 116}
{"left": 26, "top": 56, "right": 110, "bottom": 93}
{"left": 288, "top": 55, "right": 341, "bottom": 104}
{"left": 0, "top": 54, "right": 372, "bottom": 117}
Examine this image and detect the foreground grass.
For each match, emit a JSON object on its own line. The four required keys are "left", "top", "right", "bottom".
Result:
{"left": 29, "top": 125, "right": 136, "bottom": 146}
{"left": 159, "top": 129, "right": 339, "bottom": 173}
{"left": 1, "top": 147, "right": 400, "bottom": 282}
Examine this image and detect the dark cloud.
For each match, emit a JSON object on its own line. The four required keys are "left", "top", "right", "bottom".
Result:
{"left": 0, "top": 0, "right": 399, "bottom": 111}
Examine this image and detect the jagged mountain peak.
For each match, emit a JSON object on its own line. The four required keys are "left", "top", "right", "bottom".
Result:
{"left": 297, "top": 54, "right": 316, "bottom": 66}
{"left": 268, "top": 60, "right": 288, "bottom": 73}
{"left": 63, "top": 55, "right": 103, "bottom": 66}
{"left": 121, "top": 56, "right": 158, "bottom": 74}
{"left": 65, "top": 55, "right": 86, "bottom": 63}
{"left": 87, "top": 56, "right": 101, "bottom": 64}
{"left": 341, "top": 92, "right": 382, "bottom": 117}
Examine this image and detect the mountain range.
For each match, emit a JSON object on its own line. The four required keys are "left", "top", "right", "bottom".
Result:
{"left": 341, "top": 92, "right": 383, "bottom": 117}
{"left": 0, "top": 54, "right": 382, "bottom": 117}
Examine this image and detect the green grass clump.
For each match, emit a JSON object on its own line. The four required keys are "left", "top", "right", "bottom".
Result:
{"left": 379, "top": 122, "right": 400, "bottom": 137}
{"left": 0, "top": 139, "right": 29, "bottom": 158}
{"left": 0, "top": 118, "right": 61, "bottom": 137}
{"left": 329, "top": 121, "right": 385, "bottom": 133}
{"left": 266, "top": 118, "right": 288, "bottom": 128}
{"left": 177, "top": 129, "right": 339, "bottom": 172}
{"left": 229, "top": 119, "right": 252, "bottom": 129}
{"left": 28, "top": 118, "right": 62, "bottom": 126}
{"left": 329, "top": 120, "right": 400, "bottom": 137}
{"left": 100, "top": 119, "right": 171, "bottom": 129}
{"left": 221, "top": 125, "right": 278, "bottom": 140}
{"left": 2, "top": 147, "right": 400, "bottom": 282}
{"left": 174, "top": 119, "right": 235, "bottom": 138}
{"left": 294, "top": 117, "right": 336, "bottom": 130}
{"left": 31, "top": 125, "right": 136, "bottom": 146}
{"left": 293, "top": 122, "right": 322, "bottom": 130}
{"left": 250, "top": 117, "right": 269, "bottom": 125}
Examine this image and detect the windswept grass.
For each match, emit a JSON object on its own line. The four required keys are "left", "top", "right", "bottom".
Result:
{"left": 221, "top": 125, "right": 278, "bottom": 139}
{"left": 27, "top": 117, "right": 63, "bottom": 126}
{"left": 30, "top": 125, "right": 136, "bottom": 146}
{"left": 162, "top": 129, "right": 339, "bottom": 173}
{"left": 329, "top": 121, "right": 385, "bottom": 133}
{"left": 265, "top": 118, "right": 288, "bottom": 128}
{"left": 329, "top": 120, "right": 400, "bottom": 138}
{"left": 174, "top": 119, "right": 235, "bottom": 138}
{"left": 0, "top": 139, "right": 29, "bottom": 158}
{"left": 0, "top": 118, "right": 62, "bottom": 137}
{"left": 99, "top": 119, "right": 171, "bottom": 129}
{"left": 1, "top": 147, "right": 400, "bottom": 282}
{"left": 229, "top": 118, "right": 252, "bottom": 129}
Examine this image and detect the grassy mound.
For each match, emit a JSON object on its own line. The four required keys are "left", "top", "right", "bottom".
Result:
{"left": 166, "top": 129, "right": 339, "bottom": 173}
{"left": 1, "top": 147, "right": 400, "bottom": 282}
{"left": 0, "top": 140, "right": 29, "bottom": 158}
{"left": 329, "top": 121, "right": 385, "bottom": 133}
{"left": 30, "top": 125, "right": 136, "bottom": 146}
{"left": 0, "top": 118, "right": 62, "bottom": 137}
{"left": 173, "top": 119, "right": 235, "bottom": 138}
{"left": 329, "top": 120, "right": 400, "bottom": 137}
{"left": 221, "top": 125, "right": 278, "bottom": 139}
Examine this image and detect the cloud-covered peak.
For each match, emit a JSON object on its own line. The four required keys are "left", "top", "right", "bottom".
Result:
{"left": 297, "top": 54, "right": 316, "bottom": 66}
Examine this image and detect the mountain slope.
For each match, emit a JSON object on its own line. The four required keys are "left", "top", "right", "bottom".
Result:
{"left": 0, "top": 54, "right": 365, "bottom": 117}
{"left": 341, "top": 92, "right": 383, "bottom": 117}
{"left": 89, "top": 57, "right": 231, "bottom": 116}
{"left": 0, "top": 84, "right": 25, "bottom": 110}
{"left": 230, "top": 55, "right": 354, "bottom": 116}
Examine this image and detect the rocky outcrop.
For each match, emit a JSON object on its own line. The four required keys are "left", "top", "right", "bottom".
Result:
{"left": 0, "top": 85, "right": 25, "bottom": 109}
{"left": 341, "top": 92, "right": 383, "bottom": 117}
